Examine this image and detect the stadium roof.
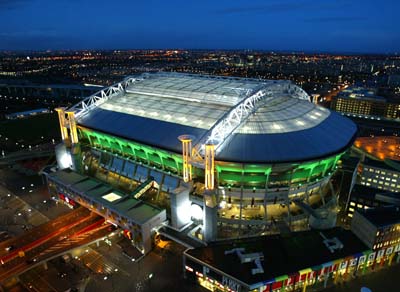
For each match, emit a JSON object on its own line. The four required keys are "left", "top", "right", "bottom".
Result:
{"left": 73, "top": 72, "right": 357, "bottom": 163}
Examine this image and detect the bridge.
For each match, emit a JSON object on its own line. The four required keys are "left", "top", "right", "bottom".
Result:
{"left": 0, "top": 143, "right": 55, "bottom": 166}
{"left": 0, "top": 207, "right": 112, "bottom": 283}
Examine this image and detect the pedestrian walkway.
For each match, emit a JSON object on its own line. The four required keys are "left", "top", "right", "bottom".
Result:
{"left": 158, "top": 223, "right": 206, "bottom": 249}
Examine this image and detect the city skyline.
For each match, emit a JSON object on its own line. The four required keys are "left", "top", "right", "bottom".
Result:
{"left": 0, "top": 0, "right": 398, "bottom": 53}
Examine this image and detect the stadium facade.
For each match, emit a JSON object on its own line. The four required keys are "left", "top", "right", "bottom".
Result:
{"left": 45, "top": 72, "right": 357, "bottom": 253}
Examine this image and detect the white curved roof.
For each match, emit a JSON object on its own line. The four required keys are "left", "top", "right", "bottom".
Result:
{"left": 97, "top": 72, "right": 317, "bottom": 134}
{"left": 74, "top": 72, "right": 357, "bottom": 163}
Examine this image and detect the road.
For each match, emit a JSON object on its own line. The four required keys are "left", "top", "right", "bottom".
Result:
{"left": 0, "top": 207, "right": 90, "bottom": 259}
{"left": 0, "top": 207, "right": 111, "bottom": 283}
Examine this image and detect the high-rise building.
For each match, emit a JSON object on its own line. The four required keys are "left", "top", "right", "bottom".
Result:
{"left": 331, "top": 86, "right": 400, "bottom": 121}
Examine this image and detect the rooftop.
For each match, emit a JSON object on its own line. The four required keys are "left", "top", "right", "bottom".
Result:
{"left": 74, "top": 73, "right": 357, "bottom": 163}
{"left": 357, "top": 206, "right": 400, "bottom": 228}
{"left": 354, "top": 136, "right": 400, "bottom": 162}
{"left": 350, "top": 184, "right": 381, "bottom": 201}
{"left": 338, "top": 86, "right": 386, "bottom": 102}
{"left": 185, "top": 228, "right": 367, "bottom": 287}
{"left": 48, "top": 169, "right": 163, "bottom": 224}
{"left": 363, "top": 157, "right": 400, "bottom": 172}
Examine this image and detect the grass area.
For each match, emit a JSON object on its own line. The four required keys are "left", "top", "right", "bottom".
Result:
{"left": 0, "top": 113, "right": 60, "bottom": 146}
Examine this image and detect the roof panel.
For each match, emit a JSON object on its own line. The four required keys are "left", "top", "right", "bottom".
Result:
{"left": 219, "top": 111, "right": 357, "bottom": 163}
{"left": 74, "top": 73, "right": 357, "bottom": 163}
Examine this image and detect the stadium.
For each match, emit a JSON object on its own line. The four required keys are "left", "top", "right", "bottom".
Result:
{"left": 46, "top": 72, "right": 357, "bottom": 252}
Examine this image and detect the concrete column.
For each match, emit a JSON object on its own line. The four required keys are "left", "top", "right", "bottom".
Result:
{"left": 286, "top": 198, "right": 291, "bottom": 229}
{"left": 71, "top": 143, "right": 82, "bottom": 173}
{"left": 170, "top": 183, "right": 191, "bottom": 230}
{"left": 203, "top": 191, "right": 218, "bottom": 242}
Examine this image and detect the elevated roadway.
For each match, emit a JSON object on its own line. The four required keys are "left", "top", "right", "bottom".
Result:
{"left": 0, "top": 143, "right": 55, "bottom": 166}
{"left": 0, "top": 207, "right": 111, "bottom": 283}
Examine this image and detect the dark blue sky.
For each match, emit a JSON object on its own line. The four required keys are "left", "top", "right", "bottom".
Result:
{"left": 0, "top": 0, "right": 398, "bottom": 53}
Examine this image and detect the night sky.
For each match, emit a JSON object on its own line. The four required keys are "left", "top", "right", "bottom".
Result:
{"left": 0, "top": 0, "right": 398, "bottom": 53}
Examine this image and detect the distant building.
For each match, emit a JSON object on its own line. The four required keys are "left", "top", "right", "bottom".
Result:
{"left": 359, "top": 158, "right": 400, "bottom": 193}
{"left": 387, "top": 75, "right": 400, "bottom": 87}
{"left": 331, "top": 86, "right": 400, "bottom": 121}
{"left": 351, "top": 206, "right": 400, "bottom": 251}
{"left": 5, "top": 108, "right": 50, "bottom": 120}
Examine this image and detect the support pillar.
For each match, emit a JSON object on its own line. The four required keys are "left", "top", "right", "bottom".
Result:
{"left": 170, "top": 183, "right": 191, "bottom": 230}
{"left": 66, "top": 111, "right": 79, "bottom": 144}
{"left": 286, "top": 197, "right": 291, "bottom": 229}
{"left": 178, "top": 135, "right": 194, "bottom": 183}
{"left": 204, "top": 143, "right": 215, "bottom": 190}
{"left": 263, "top": 169, "right": 271, "bottom": 221}
{"left": 55, "top": 108, "right": 69, "bottom": 141}
{"left": 203, "top": 190, "right": 218, "bottom": 242}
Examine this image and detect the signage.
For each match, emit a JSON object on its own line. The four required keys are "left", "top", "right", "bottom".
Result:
{"left": 386, "top": 247, "right": 394, "bottom": 255}
{"left": 368, "top": 252, "right": 376, "bottom": 262}
{"left": 358, "top": 255, "right": 366, "bottom": 266}
{"left": 377, "top": 249, "right": 385, "bottom": 259}
{"left": 222, "top": 275, "right": 240, "bottom": 292}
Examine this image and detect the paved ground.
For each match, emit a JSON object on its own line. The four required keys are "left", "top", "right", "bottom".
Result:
{"left": 324, "top": 264, "right": 400, "bottom": 292}
{"left": 83, "top": 234, "right": 207, "bottom": 292}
